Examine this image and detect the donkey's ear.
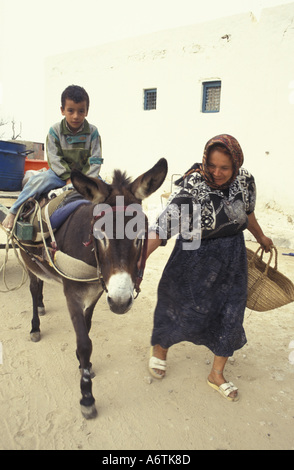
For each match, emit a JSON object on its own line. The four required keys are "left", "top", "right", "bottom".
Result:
{"left": 71, "top": 170, "right": 110, "bottom": 204}
{"left": 130, "top": 158, "right": 168, "bottom": 201}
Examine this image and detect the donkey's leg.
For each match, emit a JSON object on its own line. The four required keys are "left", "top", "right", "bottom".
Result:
{"left": 64, "top": 284, "right": 98, "bottom": 419}
{"left": 74, "top": 311, "right": 97, "bottom": 419}
{"left": 76, "top": 303, "right": 99, "bottom": 379}
{"left": 37, "top": 279, "right": 46, "bottom": 316}
{"left": 29, "top": 272, "right": 43, "bottom": 342}
{"left": 84, "top": 304, "right": 96, "bottom": 333}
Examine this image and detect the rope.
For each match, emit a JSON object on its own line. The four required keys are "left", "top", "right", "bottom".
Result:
{"left": 0, "top": 205, "right": 29, "bottom": 292}
{"left": 1, "top": 198, "right": 147, "bottom": 295}
{"left": 0, "top": 200, "right": 101, "bottom": 291}
{"left": 24, "top": 200, "right": 101, "bottom": 283}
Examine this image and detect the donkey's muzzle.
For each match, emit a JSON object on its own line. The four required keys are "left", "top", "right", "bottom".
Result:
{"left": 106, "top": 272, "right": 134, "bottom": 314}
{"left": 107, "top": 294, "right": 133, "bottom": 314}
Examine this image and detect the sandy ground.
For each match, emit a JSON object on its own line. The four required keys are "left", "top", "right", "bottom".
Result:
{"left": 0, "top": 235, "right": 294, "bottom": 451}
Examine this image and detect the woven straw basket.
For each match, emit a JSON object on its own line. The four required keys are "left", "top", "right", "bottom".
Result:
{"left": 246, "top": 245, "right": 294, "bottom": 312}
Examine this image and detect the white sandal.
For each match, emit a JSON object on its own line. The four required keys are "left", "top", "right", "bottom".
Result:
{"left": 149, "top": 347, "right": 167, "bottom": 379}
{"left": 207, "top": 379, "right": 239, "bottom": 402}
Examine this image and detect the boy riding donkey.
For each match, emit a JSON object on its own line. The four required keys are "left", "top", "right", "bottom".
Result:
{"left": 2, "top": 85, "right": 103, "bottom": 230}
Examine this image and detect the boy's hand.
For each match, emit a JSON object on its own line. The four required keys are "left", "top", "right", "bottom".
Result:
{"left": 66, "top": 178, "right": 72, "bottom": 185}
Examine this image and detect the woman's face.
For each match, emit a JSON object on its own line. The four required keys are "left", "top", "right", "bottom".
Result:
{"left": 207, "top": 150, "right": 233, "bottom": 187}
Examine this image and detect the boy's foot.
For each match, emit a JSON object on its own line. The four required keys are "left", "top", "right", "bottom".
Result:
{"left": 2, "top": 213, "right": 16, "bottom": 230}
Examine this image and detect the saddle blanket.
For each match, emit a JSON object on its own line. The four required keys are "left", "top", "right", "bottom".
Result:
{"left": 50, "top": 198, "right": 90, "bottom": 230}
{"left": 24, "top": 190, "right": 90, "bottom": 242}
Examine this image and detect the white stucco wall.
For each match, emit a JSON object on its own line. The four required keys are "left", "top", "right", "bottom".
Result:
{"left": 45, "top": 3, "right": 294, "bottom": 246}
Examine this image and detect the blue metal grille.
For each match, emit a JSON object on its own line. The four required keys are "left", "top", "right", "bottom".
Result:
{"left": 202, "top": 81, "right": 221, "bottom": 113}
{"left": 144, "top": 89, "right": 157, "bottom": 110}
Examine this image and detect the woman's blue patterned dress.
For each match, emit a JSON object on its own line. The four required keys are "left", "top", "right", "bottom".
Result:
{"left": 150, "top": 168, "right": 256, "bottom": 357}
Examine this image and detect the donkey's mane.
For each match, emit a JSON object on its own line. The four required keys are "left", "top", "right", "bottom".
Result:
{"left": 111, "top": 170, "right": 132, "bottom": 189}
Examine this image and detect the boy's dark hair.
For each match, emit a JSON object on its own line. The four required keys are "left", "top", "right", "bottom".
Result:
{"left": 61, "top": 85, "right": 90, "bottom": 110}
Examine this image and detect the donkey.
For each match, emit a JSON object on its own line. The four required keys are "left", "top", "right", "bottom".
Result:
{"left": 19, "top": 158, "right": 167, "bottom": 419}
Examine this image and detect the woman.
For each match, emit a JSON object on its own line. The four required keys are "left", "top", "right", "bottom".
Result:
{"left": 147, "top": 134, "right": 273, "bottom": 401}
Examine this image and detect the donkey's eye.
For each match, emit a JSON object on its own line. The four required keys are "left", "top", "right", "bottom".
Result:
{"left": 93, "top": 227, "right": 109, "bottom": 249}
{"left": 134, "top": 228, "right": 145, "bottom": 249}
{"left": 134, "top": 237, "right": 142, "bottom": 249}
{"left": 98, "top": 236, "right": 108, "bottom": 249}
{"left": 93, "top": 225, "right": 105, "bottom": 240}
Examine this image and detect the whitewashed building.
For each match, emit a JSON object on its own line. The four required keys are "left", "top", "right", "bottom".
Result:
{"left": 45, "top": 3, "right": 294, "bottom": 246}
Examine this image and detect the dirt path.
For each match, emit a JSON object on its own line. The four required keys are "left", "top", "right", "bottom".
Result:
{"left": 0, "top": 240, "right": 294, "bottom": 450}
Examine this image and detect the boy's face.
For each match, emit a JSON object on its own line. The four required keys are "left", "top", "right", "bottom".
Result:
{"left": 61, "top": 99, "right": 88, "bottom": 133}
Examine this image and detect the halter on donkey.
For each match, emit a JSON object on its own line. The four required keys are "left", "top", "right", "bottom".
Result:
{"left": 18, "top": 158, "right": 168, "bottom": 419}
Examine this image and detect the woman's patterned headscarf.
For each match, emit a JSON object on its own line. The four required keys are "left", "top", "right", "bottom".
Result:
{"left": 176, "top": 134, "right": 244, "bottom": 190}
{"left": 201, "top": 134, "right": 244, "bottom": 190}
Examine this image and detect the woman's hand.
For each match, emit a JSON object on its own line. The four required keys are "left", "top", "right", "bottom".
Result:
{"left": 256, "top": 234, "right": 274, "bottom": 252}
{"left": 137, "top": 232, "right": 162, "bottom": 269}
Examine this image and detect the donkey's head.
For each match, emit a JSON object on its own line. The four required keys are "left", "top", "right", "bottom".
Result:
{"left": 71, "top": 158, "right": 168, "bottom": 314}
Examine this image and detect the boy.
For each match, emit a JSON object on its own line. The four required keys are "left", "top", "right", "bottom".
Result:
{"left": 2, "top": 85, "right": 103, "bottom": 229}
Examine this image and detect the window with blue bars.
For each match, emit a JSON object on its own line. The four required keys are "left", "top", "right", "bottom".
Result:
{"left": 202, "top": 81, "right": 221, "bottom": 113}
{"left": 144, "top": 88, "right": 157, "bottom": 110}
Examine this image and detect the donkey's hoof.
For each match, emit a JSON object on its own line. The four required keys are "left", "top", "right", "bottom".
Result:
{"left": 81, "top": 404, "right": 98, "bottom": 420}
{"left": 30, "top": 331, "right": 41, "bottom": 342}
{"left": 38, "top": 306, "right": 46, "bottom": 316}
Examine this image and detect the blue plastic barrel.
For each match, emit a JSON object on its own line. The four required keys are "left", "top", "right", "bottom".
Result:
{"left": 0, "top": 140, "right": 32, "bottom": 191}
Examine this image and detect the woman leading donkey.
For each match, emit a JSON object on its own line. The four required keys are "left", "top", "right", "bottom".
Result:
{"left": 147, "top": 134, "right": 273, "bottom": 402}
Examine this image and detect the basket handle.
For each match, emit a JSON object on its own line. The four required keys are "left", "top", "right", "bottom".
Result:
{"left": 254, "top": 245, "right": 278, "bottom": 274}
